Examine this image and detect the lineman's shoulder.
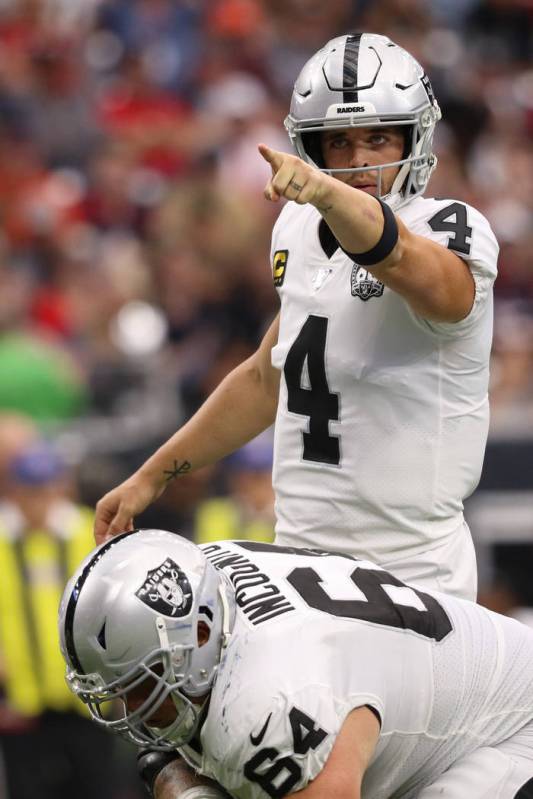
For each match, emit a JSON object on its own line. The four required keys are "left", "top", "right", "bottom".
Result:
{"left": 201, "top": 676, "right": 345, "bottom": 799}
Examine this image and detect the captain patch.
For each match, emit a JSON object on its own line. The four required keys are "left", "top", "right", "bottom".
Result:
{"left": 273, "top": 250, "right": 289, "bottom": 287}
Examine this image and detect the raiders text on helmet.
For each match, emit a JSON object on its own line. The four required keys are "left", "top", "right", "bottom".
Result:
{"left": 58, "top": 529, "right": 234, "bottom": 750}
{"left": 284, "top": 33, "right": 441, "bottom": 207}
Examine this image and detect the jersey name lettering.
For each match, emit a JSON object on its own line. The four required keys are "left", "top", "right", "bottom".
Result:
{"left": 203, "top": 545, "right": 296, "bottom": 624}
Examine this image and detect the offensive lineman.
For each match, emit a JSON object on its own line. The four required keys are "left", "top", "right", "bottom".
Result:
{"left": 59, "top": 530, "right": 533, "bottom": 799}
{"left": 93, "top": 34, "right": 499, "bottom": 601}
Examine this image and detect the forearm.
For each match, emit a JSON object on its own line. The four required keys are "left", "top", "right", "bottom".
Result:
{"left": 138, "top": 749, "right": 229, "bottom": 799}
{"left": 313, "top": 176, "right": 398, "bottom": 262}
{"left": 154, "top": 758, "right": 227, "bottom": 799}
{"left": 93, "top": 315, "right": 280, "bottom": 541}
{"left": 318, "top": 180, "right": 474, "bottom": 320}
{"left": 139, "top": 356, "right": 279, "bottom": 490}
{"left": 313, "top": 180, "right": 473, "bottom": 320}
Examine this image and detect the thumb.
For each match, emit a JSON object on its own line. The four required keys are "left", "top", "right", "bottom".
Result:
{"left": 258, "top": 143, "right": 283, "bottom": 172}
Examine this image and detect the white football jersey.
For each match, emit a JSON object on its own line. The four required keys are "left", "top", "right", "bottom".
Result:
{"left": 181, "top": 541, "right": 533, "bottom": 799}
{"left": 270, "top": 196, "right": 499, "bottom": 570}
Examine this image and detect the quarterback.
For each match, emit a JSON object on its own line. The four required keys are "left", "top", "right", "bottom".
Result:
{"left": 93, "top": 34, "right": 499, "bottom": 601}
{"left": 59, "top": 530, "right": 533, "bottom": 799}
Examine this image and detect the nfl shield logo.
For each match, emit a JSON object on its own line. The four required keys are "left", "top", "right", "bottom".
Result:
{"left": 135, "top": 558, "right": 193, "bottom": 617}
{"left": 351, "top": 265, "right": 384, "bottom": 301}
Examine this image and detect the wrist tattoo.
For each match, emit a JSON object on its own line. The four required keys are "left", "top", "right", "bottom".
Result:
{"left": 317, "top": 204, "right": 333, "bottom": 215}
{"left": 163, "top": 459, "right": 191, "bottom": 482}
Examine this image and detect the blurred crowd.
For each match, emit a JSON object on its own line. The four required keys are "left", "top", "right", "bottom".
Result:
{"left": 0, "top": 2, "right": 532, "bottom": 796}
{"left": 0, "top": 0, "right": 531, "bottom": 456}
{"left": 0, "top": 0, "right": 531, "bottom": 562}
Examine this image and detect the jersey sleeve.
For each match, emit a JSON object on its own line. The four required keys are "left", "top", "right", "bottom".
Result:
{"left": 409, "top": 199, "right": 499, "bottom": 335}
{"left": 203, "top": 682, "right": 379, "bottom": 799}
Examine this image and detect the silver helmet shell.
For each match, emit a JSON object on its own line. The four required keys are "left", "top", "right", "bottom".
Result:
{"left": 285, "top": 33, "right": 441, "bottom": 208}
{"left": 58, "top": 529, "right": 233, "bottom": 750}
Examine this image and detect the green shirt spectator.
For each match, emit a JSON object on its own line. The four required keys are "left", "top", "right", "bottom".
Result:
{"left": 0, "top": 333, "right": 87, "bottom": 422}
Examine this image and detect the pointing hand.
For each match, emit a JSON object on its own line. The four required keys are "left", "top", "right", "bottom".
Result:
{"left": 258, "top": 144, "right": 328, "bottom": 207}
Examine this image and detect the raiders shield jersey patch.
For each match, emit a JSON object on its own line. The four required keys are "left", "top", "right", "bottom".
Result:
{"left": 135, "top": 558, "right": 193, "bottom": 617}
{"left": 350, "top": 264, "right": 384, "bottom": 301}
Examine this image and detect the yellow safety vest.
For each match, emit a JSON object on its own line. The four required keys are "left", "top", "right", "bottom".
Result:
{"left": 195, "top": 498, "right": 274, "bottom": 545}
{"left": 0, "top": 504, "right": 95, "bottom": 716}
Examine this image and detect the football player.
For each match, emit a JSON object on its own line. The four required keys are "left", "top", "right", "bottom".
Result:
{"left": 93, "top": 34, "right": 499, "bottom": 601}
{"left": 60, "top": 529, "right": 533, "bottom": 799}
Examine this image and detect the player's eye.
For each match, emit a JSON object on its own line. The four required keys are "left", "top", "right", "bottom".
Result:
{"left": 327, "top": 135, "right": 348, "bottom": 149}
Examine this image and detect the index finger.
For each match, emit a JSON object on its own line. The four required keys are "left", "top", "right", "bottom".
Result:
{"left": 258, "top": 143, "right": 285, "bottom": 171}
{"left": 93, "top": 506, "right": 114, "bottom": 545}
{"left": 94, "top": 511, "right": 134, "bottom": 545}
{"left": 107, "top": 512, "right": 134, "bottom": 539}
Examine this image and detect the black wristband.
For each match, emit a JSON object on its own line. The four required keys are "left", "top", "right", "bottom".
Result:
{"left": 340, "top": 197, "right": 399, "bottom": 266}
{"left": 137, "top": 749, "right": 180, "bottom": 797}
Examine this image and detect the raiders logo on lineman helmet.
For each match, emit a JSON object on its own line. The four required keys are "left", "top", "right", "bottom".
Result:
{"left": 135, "top": 558, "right": 193, "bottom": 618}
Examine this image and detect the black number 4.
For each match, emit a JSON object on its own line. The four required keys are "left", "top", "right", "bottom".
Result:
{"left": 284, "top": 315, "right": 339, "bottom": 466}
{"left": 427, "top": 202, "right": 472, "bottom": 256}
{"left": 244, "top": 708, "right": 327, "bottom": 798}
{"left": 289, "top": 707, "right": 327, "bottom": 754}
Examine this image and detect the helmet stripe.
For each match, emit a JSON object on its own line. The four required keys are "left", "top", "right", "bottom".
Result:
{"left": 63, "top": 530, "right": 138, "bottom": 673}
{"left": 343, "top": 33, "right": 362, "bottom": 103}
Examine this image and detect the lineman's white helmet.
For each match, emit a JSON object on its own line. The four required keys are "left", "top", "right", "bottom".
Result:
{"left": 58, "top": 529, "right": 233, "bottom": 750}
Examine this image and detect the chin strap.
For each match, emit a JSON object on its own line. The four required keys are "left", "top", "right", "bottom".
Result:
{"left": 156, "top": 616, "right": 180, "bottom": 685}
{"left": 218, "top": 579, "right": 233, "bottom": 650}
{"left": 156, "top": 616, "right": 171, "bottom": 649}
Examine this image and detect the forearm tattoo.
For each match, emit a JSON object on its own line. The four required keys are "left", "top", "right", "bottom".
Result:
{"left": 163, "top": 460, "right": 191, "bottom": 483}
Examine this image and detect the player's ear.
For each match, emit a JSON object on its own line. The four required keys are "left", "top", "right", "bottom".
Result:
{"left": 197, "top": 620, "right": 210, "bottom": 647}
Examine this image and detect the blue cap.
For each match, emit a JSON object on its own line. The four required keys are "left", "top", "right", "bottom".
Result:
{"left": 9, "top": 441, "right": 66, "bottom": 485}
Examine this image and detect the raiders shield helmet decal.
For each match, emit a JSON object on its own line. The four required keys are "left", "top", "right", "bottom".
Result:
{"left": 351, "top": 265, "right": 384, "bottom": 301}
{"left": 135, "top": 558, "right": 193, "bottom": 617}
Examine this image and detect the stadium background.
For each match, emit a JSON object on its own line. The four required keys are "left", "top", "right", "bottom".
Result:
{"left": 0, "top": 1, "right": 532, "bottom": 797}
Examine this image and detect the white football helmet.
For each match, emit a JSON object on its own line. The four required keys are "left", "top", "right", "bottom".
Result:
{"left": 58, "top": 529, "right": 234, "bottom": 750}
{"left": 285, "top": 33, "right": 441, "bottom": 208}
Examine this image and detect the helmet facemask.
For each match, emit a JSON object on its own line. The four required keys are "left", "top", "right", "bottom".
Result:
{"left": 67, "top": 642, "right": 202, "bottom": 750}
{"left": 67, "top": 649, "right": 201, "bottom": 750}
